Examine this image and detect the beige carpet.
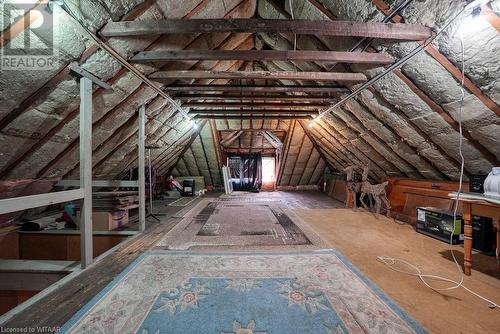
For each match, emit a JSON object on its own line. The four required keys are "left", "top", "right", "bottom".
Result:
{"left": 295, "top": 208, "right": 500, "bottom": 334}
{"left": 155, "top": 198, "right": 326, "bottom": 250}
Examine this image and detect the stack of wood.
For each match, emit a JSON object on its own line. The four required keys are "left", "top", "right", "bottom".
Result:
{"left": 76, "top": 191, "right": 139, "bottom": 211}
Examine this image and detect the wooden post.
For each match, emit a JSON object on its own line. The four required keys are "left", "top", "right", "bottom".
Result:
{"left": 462, "top": 202, "right": 472, "bottom": 276}
{"left": 138, "top": 105, "right": 146, "bottom": 232}
{"left": 79, "top": 77, "right": 93, "bottom": 268}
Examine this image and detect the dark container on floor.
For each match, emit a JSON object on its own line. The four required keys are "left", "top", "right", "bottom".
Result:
{"left": 182, "top": 179, "right": 195, "bottom": 197}
{"left": 416, "top": 207, "right": 464, "bottom": 245}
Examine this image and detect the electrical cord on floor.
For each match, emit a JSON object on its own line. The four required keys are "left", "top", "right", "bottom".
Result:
{"left": 378, "top": 11, "right": 499, "bottom": 310}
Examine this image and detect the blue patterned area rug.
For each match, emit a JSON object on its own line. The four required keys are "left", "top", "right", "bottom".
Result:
{"left": 61, "top": 250, "right": 426, "bottom": 334}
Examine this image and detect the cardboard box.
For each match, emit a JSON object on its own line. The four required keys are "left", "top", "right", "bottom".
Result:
{"left": 76, "top": 210, "right": 128, "bottom": 231}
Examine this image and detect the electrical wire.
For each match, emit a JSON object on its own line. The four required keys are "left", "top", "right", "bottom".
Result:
{"left": 377, "top": 9, "right": 499, "bottom": 309}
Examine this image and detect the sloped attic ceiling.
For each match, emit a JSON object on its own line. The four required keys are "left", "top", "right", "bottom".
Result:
{"left": 0, "top": 0, "right": 499, "bottom": 190}
{"left": 171, "top": 119, "right": 327, "bottom": 187}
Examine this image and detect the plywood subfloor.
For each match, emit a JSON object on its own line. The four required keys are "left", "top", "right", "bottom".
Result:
{"left": 295, "top": 208, "right": 500, "bottom": 334}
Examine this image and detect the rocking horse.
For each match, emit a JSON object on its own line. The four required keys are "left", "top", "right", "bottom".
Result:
{"left": 344, "top": 166, "right": 361, "bottom": 209}
{"left": 359, "top": 166, "right": 391, "bottom": 217}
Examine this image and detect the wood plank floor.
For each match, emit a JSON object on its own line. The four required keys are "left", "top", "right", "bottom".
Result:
{"left": 1, "top": 197, "right": 205, "bottom": 329}
{"left": 2, "top": 191, "right": 340, "bottom": 329}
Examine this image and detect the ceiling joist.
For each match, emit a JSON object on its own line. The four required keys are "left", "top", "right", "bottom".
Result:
{"left": 165, "top": 85, "right": 349, "bottom": 93}
{"left": 175, "top": 94, "right": 335, "bottom": 102}
{"left": 184, "top": 102, "right": 327, "bottom": 108}
{"left": 100, "top": 18, "right": 431, "bottom": 40}
{"left": 188, "top": 110, "right": 316, "bottom": 115}
{"left": 132, "top": 50, "right": 394, "bottom": 64}
{"left": 150, "top": 70, "right": 367, "bottom": 82}
{"left": 193, "top": 115, "right": 312, "bottom": 119}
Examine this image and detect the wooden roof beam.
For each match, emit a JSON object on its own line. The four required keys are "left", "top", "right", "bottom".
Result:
{"left": 151, "top": 70, "right": 367, "bottom": 82}
{"left": 100, "top": 18, "right": 431, "bottom": 40}
{"left": 189, "top": 110, "right": 316, "bottom": 115}
{"left": 193, "top": 115, "right": 312, "bottom": 119}
{"left": 165, "top": 85, "right": 349, "bottom": 93}
{"left": 175, "top": 94, "right": 336, "bottom": 102}
{"left": 132, "top": 50, "right": 394, "bottom": 64}
{"left": 185, "top": 102, "right": 327, "bottom": 108}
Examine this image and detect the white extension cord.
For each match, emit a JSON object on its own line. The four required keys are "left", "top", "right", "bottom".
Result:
{"left": 377, "top": 7, "right": 499, "bottom": 310}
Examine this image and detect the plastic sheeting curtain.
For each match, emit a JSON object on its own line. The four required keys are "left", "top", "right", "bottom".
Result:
{"left": 228, "top": 153, "right": 262, "bottom": 192}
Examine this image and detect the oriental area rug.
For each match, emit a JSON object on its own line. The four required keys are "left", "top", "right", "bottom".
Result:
{"left": 61, "top": 250, "right": 426, "bottom": 334}
{"left": 155, "top": 199, "right": 325, "bottom": 249}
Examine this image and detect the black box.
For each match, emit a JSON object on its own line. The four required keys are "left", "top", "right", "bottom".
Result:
{"left": 472, "top": 215, "right": 495, "bottom": 253}
{"left": 416, "top": 207, "right": 463, "bottom": 244}
{"left": 470, "top": 174, "right": 488, "bottom": 193}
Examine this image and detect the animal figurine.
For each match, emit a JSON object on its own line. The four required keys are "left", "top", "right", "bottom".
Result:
{"left": 344, "top": 166, "right": 361, "bottom": 209}
{"left": 359, "top": 166, "right": 391, "bottom": 217}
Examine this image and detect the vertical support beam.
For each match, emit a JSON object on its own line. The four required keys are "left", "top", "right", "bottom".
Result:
{"left": 138, "top": 105, "right": 146, "bottom": 232}
{"left": 79, "top": 77, "right": 93, "bottom": 269}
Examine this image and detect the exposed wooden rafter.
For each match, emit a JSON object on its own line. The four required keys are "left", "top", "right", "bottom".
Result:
{"left": 193, "top": 115, "right": 312, "bottom": 119}
{"left": 132, "top": 49, "right": 394, "bottom": 64}
{"left": 165, "top": 85, "right": 349, "bottom": 93}
{"left": 100, "top": 18, "right": 431, "bottom": 40}
{"left": 175, "top": 94, "right": 336, "bottom": 102}
{"left": 151, "top": 70, "right": 367, "bottom": 82}
{"left": 189, "top": 111, "right": 315, "bottom": 115}
{"left": 185, "top": 102, "right": 327, "bottom": 108}
{"left": 371, "top": 0, "right": 500, "bottom": 117}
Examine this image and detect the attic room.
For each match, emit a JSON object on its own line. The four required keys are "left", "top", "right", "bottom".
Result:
{"left": 0, "top": 0, "right": 499, "bottom": 332}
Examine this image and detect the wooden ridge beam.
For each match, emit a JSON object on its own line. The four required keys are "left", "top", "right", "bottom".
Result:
{"left": 152, "top": 70, "right": 367, "bottom": 82}
{"left": 175, "top": 94, "right": 335, "bottom": 102}
{"left": 165, "top": 85, "right": 349, "bottom": 93}
{"left": 132, "top": 49, "right": 394, "bottom": 64}
{"left": 100, "top": 18, "right": 431, "bottom": 40}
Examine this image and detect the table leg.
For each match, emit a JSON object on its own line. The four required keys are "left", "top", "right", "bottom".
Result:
{"left": 463, "top": 203, "right": 473, "bottom": 276}
{"left": 495, "top": 219, "right": 500, "bottom": 269}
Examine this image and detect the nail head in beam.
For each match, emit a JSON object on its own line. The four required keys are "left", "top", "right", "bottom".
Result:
{"left": 165, "top": 85, "right": 349, "bottom": 93}
{"left": 100, "top": 19, "right": 431, "bottom": 40}
{"left": 69, "top": 62, "right": 112, "bottom": 90}
{"left": 132, "top": 50, "right": 394, "bottom": 64}
{"left": 193, "top": 115, "right": 313, "bottom": 120}
{"left": 150, "top": 70, "right": 367, "bottom": 82}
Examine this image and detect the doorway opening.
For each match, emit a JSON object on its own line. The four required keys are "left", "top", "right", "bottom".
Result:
{"left": 261, "top": 156, "right": 276, "bottom": 191}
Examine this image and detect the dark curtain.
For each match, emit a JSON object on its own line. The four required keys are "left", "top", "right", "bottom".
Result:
{"left": 228, "top": 153, "right": 262, "bottom": 192}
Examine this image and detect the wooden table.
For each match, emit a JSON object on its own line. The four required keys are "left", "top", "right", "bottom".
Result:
{"left": 450, "top": 192, "right": 500, "bottom": 276}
